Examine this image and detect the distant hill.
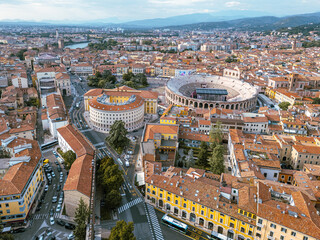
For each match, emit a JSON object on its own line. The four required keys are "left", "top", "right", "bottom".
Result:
{"left": 2, "top": 11, "right": 320, "bottom": 30}
{"left": 278, "top": 22, "right": 320, "bottom": 35}
{"left": 163, "top": 12, "right": 320, "bottom": 31}
{"left": 121, "top": 10, "right": 269, "bottom": 28}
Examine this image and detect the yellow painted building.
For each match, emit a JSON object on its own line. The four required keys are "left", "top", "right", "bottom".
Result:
{"left": 0, "top": 165, "right": 43, "bottom": 223}
{"left": 160, "top": 116, "right": 177, "bottom": 125}
{"left": 0, "top": 138, "right": 44, "bottom": 223}
{"left": 83, "top": 86, "right": 158, "bottom": 114}
{"left": 145, "top": 173, "right": 255, "bottom": 240}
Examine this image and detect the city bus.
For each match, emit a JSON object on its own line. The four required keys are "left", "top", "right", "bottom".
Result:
{"left": 40, "top": 140, "right": 58, "bottom": 151}
{"left": 161, "top": 214, "right": 188, "bottom": 234}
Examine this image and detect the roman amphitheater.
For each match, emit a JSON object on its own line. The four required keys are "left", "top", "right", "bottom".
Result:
{"left": 165, "top": 74, "right": 259, "bottom": 111}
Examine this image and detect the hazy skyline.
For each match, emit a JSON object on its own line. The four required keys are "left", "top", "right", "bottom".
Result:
{"left": 0, "top": 0, "right": 320, "bottom": 22}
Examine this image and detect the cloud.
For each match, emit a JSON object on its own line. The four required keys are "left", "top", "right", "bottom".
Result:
{"left": 148, "top": 0, "right": 208, "bottom": 6}
{"left": 225, "top": 1, "right": 241, "bottom": 7}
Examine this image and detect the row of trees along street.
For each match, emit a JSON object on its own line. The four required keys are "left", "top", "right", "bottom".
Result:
{"left": 102, "top": 120, "right": 137, "bottom": 239}
{"left": 97, "top": 156, "right": 124, "bottom": 213}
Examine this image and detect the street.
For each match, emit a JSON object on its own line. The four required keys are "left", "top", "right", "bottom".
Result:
{"left": 66, "top": 73, "right": 192, "bottom": 240}
{"left": 14, "top": 151, "right": 73, "bottom": 240}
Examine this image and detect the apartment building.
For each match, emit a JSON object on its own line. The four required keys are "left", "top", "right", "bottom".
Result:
{"left": 290, "top": 144, "right": 320, "bottom": 170}
{"left": 0, "top": 137, "right": 43, "bottom": 223}
{"left": 12, "top": 74, "right": 28, "bottom": 88}
{"left": 46, "top": 93, "right": 68, "bottom": 138}
{"left": 145, "top": 168, "right": 256, "bottom": 240}
{"left": 55, "top": 72, "right": 71, "bottom": 96}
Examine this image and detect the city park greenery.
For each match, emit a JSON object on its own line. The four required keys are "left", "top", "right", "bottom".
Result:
{"left": 176, "top": 121, "right": 225, "bottom": 174}
{"left": 74, "top": 198, "right": 90, "bottom": 240}
{"left": 25, "top": 97, "right": 40, "bottom": 108}
{"left": 208, "top": 121, "right": 225, "bottom": 175}
{"left": 108, "top": 220, "right": 136, "bottom": 240}
{"left": 278, "top": 101, "right": 291, "bottom": 111}
{"left": 121, "top": 72, "right": 148, "bottom": 89}
{"left": 87, "top": 70, "right": 116, "bottom": 89}
{"left": 88, "top": 39, "right": 118, "bottom": 51}
{"left": 106, "top": 120, "right": 130, "bottom": 154}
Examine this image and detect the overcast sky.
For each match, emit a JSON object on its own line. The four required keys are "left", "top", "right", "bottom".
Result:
{"left": 0, "top": 0, "right": 320, "bottom": 22}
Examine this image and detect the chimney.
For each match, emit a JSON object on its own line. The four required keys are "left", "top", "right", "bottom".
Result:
{"left": 176, "top": 181, "right": 179, "bottom": 187}
{"left": 180, "top": 191, "right": 183, "bottom": 196}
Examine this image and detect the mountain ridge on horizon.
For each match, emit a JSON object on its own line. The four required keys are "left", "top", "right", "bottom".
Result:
{"left": 1, "top": 10, "right": 320, "bottom": 30}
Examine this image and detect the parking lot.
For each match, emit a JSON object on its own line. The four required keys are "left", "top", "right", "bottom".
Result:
{"left": 13, "top": 149, "right": 75, "bottom": 240}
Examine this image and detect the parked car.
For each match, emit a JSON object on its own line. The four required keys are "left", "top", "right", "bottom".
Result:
{"left": 60, "top": 191, "right": 64, "bottom": 198}
{"left": 57, "top": 166, "right": 62, "bottom": 172}
{"left": 49, "top": 217, "right": 55, "bottom": 225}
{"left": 52, "top": 196, "right": 57, "bottom": 203}
{"left": 46, "top": 229, "right": 52, "bottom": 237}
{"left": 58, "top": 197, "right": 63, "bottom": 204}
{"left": 59, "top": 177, "right": 63, "bottom": 183}
{"left": 51, "top": 172, "right": 55, "bottom": 178}
{"left": 67, "top": 232, "right": 75, "bottom": 240}
{"left": 53, "top": 150, "right": 57, "bottom": 155}
{"left": 44, "top": 185, "right": 49, "bottom": 192}
{"left": 11, "top": 228, "right": 26, "bottom": 233}
{"left": 56, "top": 219, "right": 65, "bottom": 226}
{"left": 50, "top": 208, "right": 54, "bottom": 216}
{"left": 54, "top": 161, "right": 59, "bottom": 165}
{"left": 56, "top": 204, "right": 62, "bottom": 212}
{"left": 65, "top": 223, "right": 76, "bottom": 230}
{"left": 36, "top": 204, "right": 41, "bottom": 212}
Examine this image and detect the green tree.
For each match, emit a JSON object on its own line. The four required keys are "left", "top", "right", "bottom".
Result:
{"left": 105, "top": 189, "right": 122, "bottom": 209}
{"left": 106, "top": 120, "right": 130, "bottom": 151}
{"left": 26, "top": 97, "right": 40, "bottom": 107}
{"left": 312, "top": 97, "right": 320, "bottom": 104}
{"left": 102, "top": 162, "right": 124, "bottom": 191}
{"left": 278, "top": 101, "right": 291, "bottom": 111}
{"left": 16, "top": 49, "right": 27, "bottom": 60}
{"left": 209, "top": 145, "right": 225, "bottom": 175}
{"left": 0, "top": 234, "right": 14, "bottom": 240}
{"left": 97, "top": 157, "right": 124, "bottom": 210}
{"left": 197, "top": 142, "right": 209, "bottom": 167}
{"left": 209, "top": 121, "right": 223, "bottom": 149}
{"left": 109, "top": 220, "right": 136, "bottom": 240}
{"left": 122, "top": 72, "right": 134, "bottom": 82}
{"left": 88, "top": 70, "right": 116, "bottom": 88}
{"left": 135, "top": 73, "right": 148, "bottom": 86}
{"left": 63, "top": 150, "right": 77, "bottom": 170}
{"left": 74, "top": 198, "right": 90, "bottom": 240}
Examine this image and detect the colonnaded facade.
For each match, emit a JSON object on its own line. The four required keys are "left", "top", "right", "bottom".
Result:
{"left": 165, "top": 74, "right": 259, "bottom": 111}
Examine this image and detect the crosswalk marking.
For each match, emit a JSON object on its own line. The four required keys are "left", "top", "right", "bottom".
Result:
{"left": 32, "top": 212, "right": 60, "bottom": 220}
{"left": 118, "top": 198, "right": 143, "bottom": 214}
{"left": 146, "top": 204, "right": 164, "bottom": 240}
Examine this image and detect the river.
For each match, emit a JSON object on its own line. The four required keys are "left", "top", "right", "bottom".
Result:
{"left": 65, "top": 42, "right": 89, "bottom": 49}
